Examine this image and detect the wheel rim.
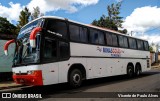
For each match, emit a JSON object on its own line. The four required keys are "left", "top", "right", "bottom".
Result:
{"left": 73, "top": 74, "right": 80, "bottom": 84}
{"left": 128, "top": 68, "right": 133, "bottom": 76}
{"left": 137, "top": 69, "right": 140, "bottom": 75}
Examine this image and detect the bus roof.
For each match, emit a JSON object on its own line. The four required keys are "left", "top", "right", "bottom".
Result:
{"left": 22, "top": 16, "right": 148, "bottom": 42}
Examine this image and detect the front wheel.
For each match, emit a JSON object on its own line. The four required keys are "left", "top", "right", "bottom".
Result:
{"left": 69, "top": 69, "right": 82, "bottom": 88}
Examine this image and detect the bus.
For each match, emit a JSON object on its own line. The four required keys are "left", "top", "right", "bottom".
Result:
{"left": 4, "top": 16, "right": 150, "bottom": 87}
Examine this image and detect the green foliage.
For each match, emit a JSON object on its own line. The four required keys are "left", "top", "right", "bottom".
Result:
{"left": 107, "top": 2, "right": 123, "bottom": 28}
{"left": 16, "top": 7, "right": 31, "bottom": 34}
{"left": 92, "top": 15, "right": 118, "bottom": 31}
{"left": 149, "top": 46, "right": 154, "bottom": 52}
{"left": 92, "top": 2, "right": 127, "bottom": 34}
{"left": 0, "top": 16, "right": 17, "bottom": 35}
{"left": 18, "top": 7, "right": 31, "bottom": 28}
{"left": 31, "top": 6, "right": 44, "bottom": 20}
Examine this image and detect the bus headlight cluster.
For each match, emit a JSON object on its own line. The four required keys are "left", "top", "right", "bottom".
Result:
{"left": 27, "top": 71, "right": 34, "bottom": 75}
{"left": 13, "top": 72, "right": 16, "bottom": 75}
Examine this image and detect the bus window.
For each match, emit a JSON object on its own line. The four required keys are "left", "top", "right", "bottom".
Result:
{"left": 137, "top": 40, "right": 144, "bottom": 50}
{"left": 44, "top": 38, "right": 57, "bottom": 60}
{"left": 112, "top": 34, "right": 118, "bottom": 46}
{"left": 59, "top": 41, "right": 69, "bottom": 59}
{"left": 118, "top": 36, "right": 124, "bottom": 47}
{"left": 90, "top": 29, "right": 99, "bottom": 44}
{"left": 129, "top": 38, "right": 137, "bottom": 49}
{"left": 47, "top": 20, "right": 68, "bottom": 39}
{"left": 80, "top": 27, "right": 88, "bottom": 43}
{"left": 69, "top": 24, "right": 80, "bottom": 41}
{"left": 99, "top": 32, "right": 105, "bottom": 45}
{"left": 106, "top": 32, "right": 112, "bottom": 46}
{"left": 144, "top": 41, "right": 149, "bottom": 51}
{"left": 123, "top": 37, "right": 128, "bottom": 48}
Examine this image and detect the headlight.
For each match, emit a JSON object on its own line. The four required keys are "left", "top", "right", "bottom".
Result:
{"left": 13, "top": 72, "right": 16, "bottom": 75}
{"left": 27, "top": 71, "right": 34, "bottom": 75}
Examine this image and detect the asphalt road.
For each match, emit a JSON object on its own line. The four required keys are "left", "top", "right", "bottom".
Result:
{"left": 0, "top": 68, "right": 160, "bottom": 101}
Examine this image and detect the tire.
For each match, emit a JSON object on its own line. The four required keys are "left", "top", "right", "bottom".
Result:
{"left": 127, "top": 65, "right": 134, "bottom": 78}
{"left": 69, "top": 69, "right": 82, "bottom": 88}
{"left": 135, "top": 65, "right": 141, "bottom": 76}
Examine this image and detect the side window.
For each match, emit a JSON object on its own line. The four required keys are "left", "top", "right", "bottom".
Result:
{"left": 129, "top": 38, "right": 137, "bottom": 49}
{"left": 105, "top": 32, "right": 112, "bottom": 46}
{"left": 89, "top": 29, "right": 104, "bottom": 45}
{"left": 137, "top": 40, "right": 144, "bottom": 50}
{"left": 99, "top": 31, "right": 105, "bottom": 45}
{"left": 90, "top": 29, "right": 99, "bottom": 44}
{"left": 118, "top": 36, "right": 124, "bottom": 47}
{"left": 44, "top": 38, "right": 57, "bottom": 59}
{"left": 47, "top": 20, "right": 67, "bottom": 39}
{"left": 144, "top": 41, "right": 149, "bottom": 51}
{"left": 123, "top": 37, "right": 128, "bottom": 48}
{"left": 112, "top": 34, "right": 118, "bottom": 46}
{"left": 59, "top": 41, "right": 69, "bottom": 59}
{"left": 80, "top": 27, "right": 88, "bottom": 43}
{"left": 69, "top": 24, "right": 80, "bottom": 41}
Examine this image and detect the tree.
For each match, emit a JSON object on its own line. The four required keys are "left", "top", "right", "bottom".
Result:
{"left": 0, "top": 16, "right": 17, "bottom": 39}
{"left": 149, "top": 46, "right": 154, "bottom": 52}
{"left": 0, "top": 16, "right": 17, "bottom": 35}
{"left": 107, "top": 2, "right": 123, "bottom": 28}
{"left": 18, "top": 7, "right": 31, "bottom": 28}
{"left": 31, "top": 6, "right": 44, "bottom": 20}
{"left": 91, "top": 15, "right": 118, "bottom": 31}
{"left": 91, "top": 2, "right": 127, "bottom": 34}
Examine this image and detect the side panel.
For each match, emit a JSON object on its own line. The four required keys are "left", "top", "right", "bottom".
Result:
{"left": 41, "top": 63, "right": 59, "bottom": 85}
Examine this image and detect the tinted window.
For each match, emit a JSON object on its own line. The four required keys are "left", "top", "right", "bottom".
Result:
{"left": 59, "top": 41, "right": 69, "bottom": 59}
{"left": 112, "top": 34, "right": 118, "bottom": 46}
{"left": 118, "top": 36, "right": 128, "bottom": 48}
{"left": 89, "top": 29, "right": 104, "bottom": 45}
{"left": 105, "top": 32, "right": 112, "bottom": 46}
{"left": 129, "top": 38, "right": 137, "bottom": 49}
{"left": 118, "top": 36, "right": 124, "bottom": 47}
{"left": 44, "top": 38, "right": 57, "bottom": 59}
{"left": 80, "top": 27, "right": 88, "bottom": 43}
{"left": 137, "top": 40, "right": 144, "bottom": 50}
{"left": 144, "top": 41, "right": 149, "bottom": 51}
{"left": 90, "top": 29, "right": 99, "bottom": 44}
{"left": 123, "top": 37, "right": 128, "bottom": 48}
{"left": 47, "top": 20, "right": 67, "bottom": 39}
{"left": 99, "top": 31, "right": 105, "bottom": 45}
{"left": 69, "top": 24, "right": 80, "bottom": 41}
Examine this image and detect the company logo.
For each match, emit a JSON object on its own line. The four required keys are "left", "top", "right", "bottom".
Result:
{"left": 97, "top": 47, "right": 102, "bottom": 52}
{"left": 2, "top": 93, "right": 11, "bottom": 98}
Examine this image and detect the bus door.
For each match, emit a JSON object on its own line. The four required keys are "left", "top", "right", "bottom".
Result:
{"left": 42, "top": 37, "right": 59, "bottom": 85}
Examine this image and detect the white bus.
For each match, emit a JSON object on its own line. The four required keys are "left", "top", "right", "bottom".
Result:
{"left": 4, "top": 16, "right": 150, "bottom": 87}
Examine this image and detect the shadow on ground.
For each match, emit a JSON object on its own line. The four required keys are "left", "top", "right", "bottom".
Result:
{"left": 0, "top": 70, "right": 159, "bottom": 99}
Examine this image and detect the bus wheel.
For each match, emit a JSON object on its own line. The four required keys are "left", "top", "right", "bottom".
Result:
{"left": 69, "top": 69, "right": 82, "bottom": 88}
{"left": 127, "top": 65, "right": 134, "bottom": 78}
{"left": 135, "top": 65, "right": 141, "bottom": 76}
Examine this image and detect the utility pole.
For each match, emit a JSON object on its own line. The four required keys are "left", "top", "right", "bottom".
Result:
{"left": 131, "top": 31, "right": 133, "bottom": 36}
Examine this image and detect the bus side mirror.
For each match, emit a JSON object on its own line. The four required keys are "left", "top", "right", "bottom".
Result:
{"left": 29, "top": 27, "right": 42, "bottom": 48}
{"left": 4, "top": 39, "right": 15, "bottom": 55}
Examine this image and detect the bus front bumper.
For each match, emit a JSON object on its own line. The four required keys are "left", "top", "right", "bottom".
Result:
{"left": 12, "top": 70, "right": 43, "bottom": 86}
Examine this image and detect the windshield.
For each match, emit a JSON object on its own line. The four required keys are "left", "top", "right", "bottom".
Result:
{"left": 13, "top": 34, "right": 41, "bottom": 66}
{"left": 17, "top": 19, "right": 42, "bottom": 40}
{"left": 13, "top": 19, "right": 42, "bottom": 66}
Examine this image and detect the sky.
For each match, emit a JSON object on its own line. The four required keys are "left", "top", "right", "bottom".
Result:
{"left": 0, "top": 0, "right": 160, "bottom": 45}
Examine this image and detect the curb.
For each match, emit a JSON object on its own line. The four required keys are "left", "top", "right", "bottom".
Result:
{"left": 0, "top": 83, "right": 25, "bottom": 90}
{"left": 151, "top": 66, "right": 160, "bottom": 68}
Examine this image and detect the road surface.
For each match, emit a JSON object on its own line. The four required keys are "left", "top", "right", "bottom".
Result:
{"left": 0, "top": 68, "right": 160, "bottom": 101}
